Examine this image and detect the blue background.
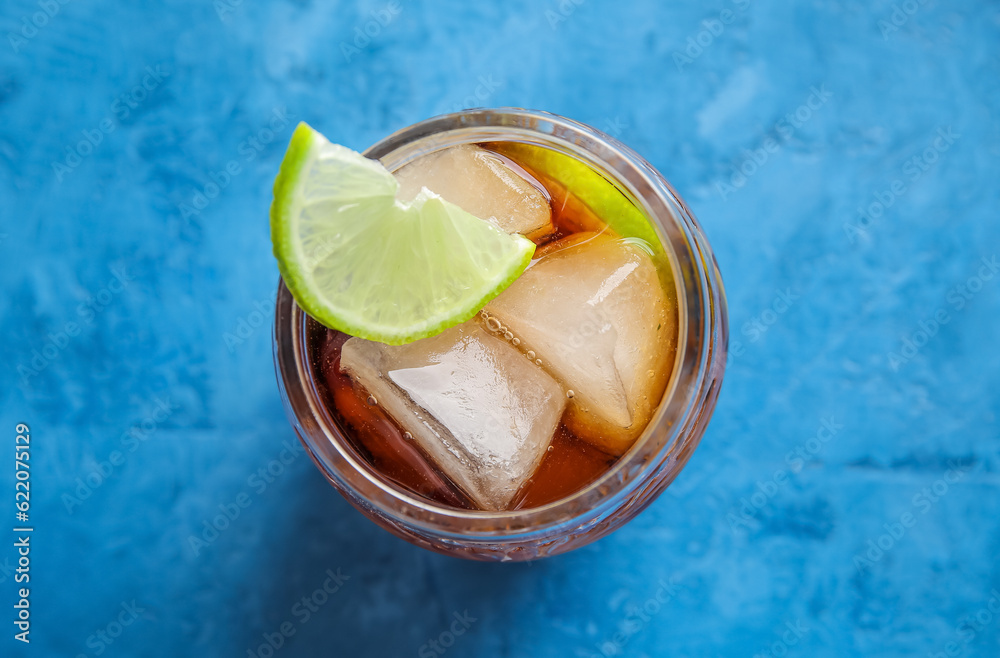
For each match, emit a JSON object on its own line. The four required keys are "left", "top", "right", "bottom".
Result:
{"left": 2, "top": 0, "right": 999, "bottom": 656}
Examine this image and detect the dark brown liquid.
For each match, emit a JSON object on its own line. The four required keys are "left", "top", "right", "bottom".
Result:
{"left": 315, "top": 330, "right": 474, "bottom": 508}
{"left": 308, "top": 144, "right": 638, "bottom": 510}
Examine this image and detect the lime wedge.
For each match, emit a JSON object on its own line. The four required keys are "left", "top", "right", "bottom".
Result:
{"left": 488, "top": 142, "right": 661, "bottom": 253}
{"left": 488, "top": 142, "right": 674, "bottom": 291}
{"left": 271, "top": 123, "right": 536, "bottom": 345}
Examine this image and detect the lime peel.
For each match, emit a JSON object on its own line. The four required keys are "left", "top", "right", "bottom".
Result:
{"left": 271, "top": 122, "right": 536, "bottom": 345}
{"left": 488, "top": 141, "right": 675, "bottom": 293}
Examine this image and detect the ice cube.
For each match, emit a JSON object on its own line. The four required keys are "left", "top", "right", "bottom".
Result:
{"left": 393, "top": 145, "right": 552, "bottom": 238}
{"left": 339, "top": 322, "right": 566, "bottom": 511}
{"left": 485, "top": 233, "right": 676, "bottom": 455}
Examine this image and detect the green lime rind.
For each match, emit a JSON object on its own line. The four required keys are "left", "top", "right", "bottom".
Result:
{"left": 270, "top": 123, "right": 316, "bottom": 323}
{"left": 270, "top": 122, "right": 536, "bottom": 345}
{"left": 490, "top": 141, "right": 674, "bottom": 292}
{"left": 490, "top": 142, "right": 663, "bottom": 254}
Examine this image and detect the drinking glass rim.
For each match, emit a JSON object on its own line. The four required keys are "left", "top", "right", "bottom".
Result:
{"left": 274, "top": 107, "right": 725, "bottom": 539}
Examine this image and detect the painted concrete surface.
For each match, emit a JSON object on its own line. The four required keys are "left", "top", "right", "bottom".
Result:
{"left": 1, "top": 0, "right": 998, "bottom": 656}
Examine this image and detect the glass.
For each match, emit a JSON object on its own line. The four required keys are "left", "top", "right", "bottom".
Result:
{"left": 273, "top": 108, "right": 727, "bottom": 561}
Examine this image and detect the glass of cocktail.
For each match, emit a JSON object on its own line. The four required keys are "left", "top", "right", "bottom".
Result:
{"left": 272, "top": 108, "right": 727, "bottom": 561}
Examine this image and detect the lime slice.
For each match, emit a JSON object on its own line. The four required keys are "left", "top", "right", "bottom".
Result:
{"left": 271, "top": 123, "right": 536, "bottom": 345}
{"left": 488, "top": 142, "right": 674, "bottom": 291}
{"left": 488, "top": 142, "right": 661, "bottom": 253}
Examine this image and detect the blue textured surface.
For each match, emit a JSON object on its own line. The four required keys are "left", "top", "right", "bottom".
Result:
{"left": 2, "top": 1, "right": 999, "bottom": 656}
